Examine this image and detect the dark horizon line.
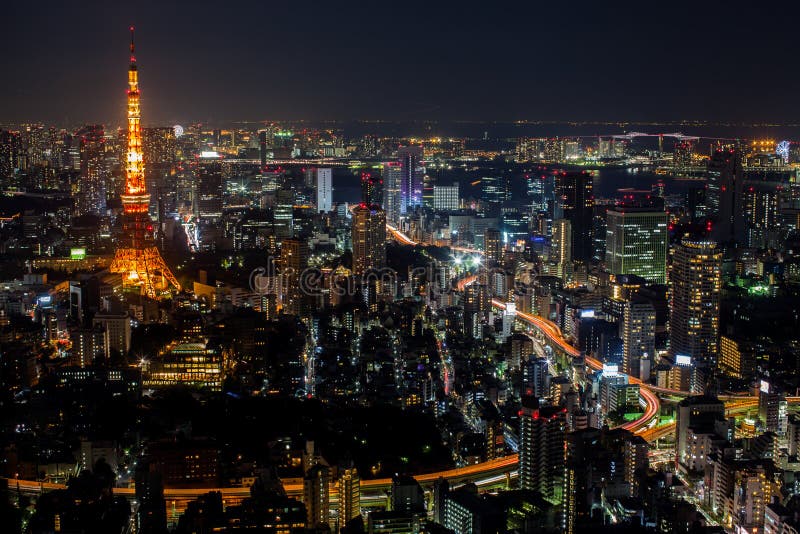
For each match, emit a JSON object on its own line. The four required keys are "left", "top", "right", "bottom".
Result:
{"left": 3, "top": 118, "right": 800, "bottom": 129}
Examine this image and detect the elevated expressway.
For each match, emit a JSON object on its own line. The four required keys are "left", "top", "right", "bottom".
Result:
{"left": 385, "top": 224, "right": 771, "bottom": 442}
{"left": 4, "top": 230, "right": 776, "bottom": 513}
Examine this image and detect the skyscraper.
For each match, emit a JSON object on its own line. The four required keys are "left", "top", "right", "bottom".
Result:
{"left": 605, "top": 205, "right": 668, "bottom": 284}
{"left": 551, "top": 218, "right": 572, "bottom": 281}
{"left": 360, "top": 172, "right": 382, "bottom": 205}
{"left": 109, "top": 28, "right": 180, "bottom": 299}
{"left": 519, "top": 397, "right": 567, "bottom": 502}
{"left": 707, "top": 149, "right": 745, "bottom": 244}
{"left": 382, "top": 162, "right": 402, "bottom": 224}
{"left": 484, "top": 228, "right": 502, "bottom": 264}
{"left": 673, "top": 139, "right": 695, "bottom": 167}
{"left": 280, "top": 238, "right": 310, "bottom": 316}
{"left": 433, "top": 183, "right": 459, "bottom": 211}
{"left": 337, "top": 465, "right": 360, "bottom": 527}
{"left": 670, "top": 238, "right": 722, "bottom": 363}
{"left": 143, "top": 126, "right": 177, "bottom": 219}
{"left": 351, "top": 204, "right": 386, "bottom": 276}
{"left": 743, "top": 182, "right": 781, "bottom": 249}
{"left": 195, "top": 156, "right": 223, "bottom": 220}
{"left": 303, "top": 464, "right": 331, "bottom": 529}
{"left": 555, "top": 171, "right": 594, "bottom": 263}
{"left": 77, "top": 124, "right": 107, "bottom": 216}
{"left": 315, "top": 168, "right": 333, "bottom": 213}
{"left": 397, "top": 145, "right": 424, "bottom": 213}
{"left": 675, "top": 395, "right": 725, "bottom": 470}
{"left": 273, "top": 188, "right": 294, "bottom": 240}
{"left": 621, "top": 298, "right": 656, "bottom": 380}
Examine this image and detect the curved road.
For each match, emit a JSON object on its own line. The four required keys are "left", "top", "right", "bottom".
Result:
{"left": 3, "top": 231, "right": 775, "bottom": 510}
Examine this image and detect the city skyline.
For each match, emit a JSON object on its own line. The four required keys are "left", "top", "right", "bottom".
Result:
{"left": 4, "top": 10, "right": 800, "bottom": 534}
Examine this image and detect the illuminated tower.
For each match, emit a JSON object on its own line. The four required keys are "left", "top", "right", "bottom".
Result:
{"left": 110, "top": 27, "right": 180, "bottom": 298}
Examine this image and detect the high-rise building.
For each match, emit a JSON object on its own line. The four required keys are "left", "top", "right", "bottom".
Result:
{"left": 0, "top": 130, "right": 19, "bottom": 185}
{"left": 351, "top": 204, "right": 387, "bottom": 276}
{"left": 743, "top": 182, "right": 781, "bottom": 249}
{"left": 673, "top": 140, "right": 695, "bottom": 167}
{"left": 758, "top": 380, "right": 787, "bottom": 435}
{"left": 76, "top": 124, "right": 107, "bottom": 215}
{"left": 303, "top": 464, "right": 331, "bottom": 529}
{"left": 258, "top": 130, "right": 268, "bottom": 166}
{"left": 484, "top": 227, "right": 502, "bottom": 264}
{"left": 280, "top": 238, "right": 310, "bottom": 316}
{"left": 93, "top": 311, "right": 132, "bottom": 361}
{"left": 621, "top": 298, "right": 656, "bottom": 380}
{"left": 135, "top": 464, "right": 166, "bottom": 534}
{"left": 464, "top": 282, "right": 489, "bottom": 340}
{"left": 481, "top": 175, "right": 508, "bottom": 207}
{"left": 442, "top": 488, "right": 504, "bottom": 534}
{"left": 707, "top": 149, "right": 745, "bottom": 244}
{"left": 195, "top": 156, "right": 224, "bottom": 220}
{"left": 382, "top": 162, "right": 402, "bottom": 224}
{"left": 433, "top": 184, "right": 460, "bottom": 211}
{"left": 390, "top": 475, "right": 425, "bottom": 515}
{"left": 109, "top": 28, "right": 180, "bottom": 299}
{"left": 675, "top": 395, "right": 725, "bottom": 470}
{"left": 718, "top": 335, "right": 755, "bottom": 380}
{"left": 555, "top": 171, "right": 594, "bottom": 263}
{"left": 397, "top": 146, "right": 424, "bottom": 213}
{"left": 669, "top": 238, "right": 722, "bottom": 363}
{"left": 315, "top": 168, "right": 333, "bottom": 213}
{"left": 605, "top": 205, "right": 668, "bottom": 284}
{"left": 522, "top": 357, "right": 550, "bottom": 399}
{"left": 273, "top": 189, "right": 294, "bottom": 240}
{"left": 143, "top": 126, "right": 176, "bottom": 217}
{"left": 337, "top": 466, "right": 360, "bottom": 527}
{"left": 519, "top": 397, "right": 567, "bottom": 502}
{"left": 565, "top": 428, "right": 649, "bottom": 534}
{"left": 361, "top": 172, "right": 382, "bottom": 205}
{"left": 551, "top": 218, "right": 572, "bottom": 281}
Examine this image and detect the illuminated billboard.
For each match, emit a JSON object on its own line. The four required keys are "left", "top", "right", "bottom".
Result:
{"left": 602, "top": 363, "right": 619, "bottom": 376}
{"left": 70, "top": 248, "right": 86, "bottom": 260}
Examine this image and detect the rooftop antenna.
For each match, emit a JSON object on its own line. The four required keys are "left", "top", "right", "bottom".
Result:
{"left": 129, "top": 25, "right": 136, "bottom": 62}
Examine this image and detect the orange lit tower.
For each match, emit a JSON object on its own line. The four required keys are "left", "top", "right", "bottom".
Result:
{"left": 110, "top": 27, "right": 180, "bottom": 298}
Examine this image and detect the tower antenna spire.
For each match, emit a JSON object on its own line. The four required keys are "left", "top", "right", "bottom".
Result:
{"left": 129, "top": 25, "right": 136, "bottom": 61}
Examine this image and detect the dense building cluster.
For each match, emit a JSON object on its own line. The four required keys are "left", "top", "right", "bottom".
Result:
{"left": 4, "top": 31, "right": 800, "bottom": 534}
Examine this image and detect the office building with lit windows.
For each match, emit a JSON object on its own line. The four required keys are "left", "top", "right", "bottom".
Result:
{"left": 433, "top": 183, "right": 460, "bottom": 211}
{"left": 555, "top": 171, "right": 594, "bottom": 263}
{"left": 351, "top": 204, "right": 386, "bottom": 276}
{"left": 605, "top": 205, "right": 668, "bottom": 284}
{"left": 337, "top": 465, "right": 360, "bottom": 527}
{"left": 519, "top": 397, "right": 567, "bottom": 502}
{"left": 551, "top": 218, "right": 572, "bottom": 281}
{"left": 361, "top": 172, "right": 382, "bottom": 205}
{"left": 621, "top": 298, "right": 656, "bottom": 380}
{"left": 718, "top": 335, "right": 755, "bottom": 380}
{"left": 315, "top": 167, "right": 333, "bottom": 213}
{"left": 669, "top": 238, "right": 722, "bottom": 363}
{"left": 142, "top": 341, "right": 223, "bottom": 391}
{"left": 397, "top": 145, "right": 424, "bottom": 213}
{"left": 382, "top": 162, "right": 402, "bottom": 224}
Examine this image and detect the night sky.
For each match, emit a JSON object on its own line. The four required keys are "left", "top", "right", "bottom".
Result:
{"left": 2, "top": 0, "right": 799, "bottom": 126}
